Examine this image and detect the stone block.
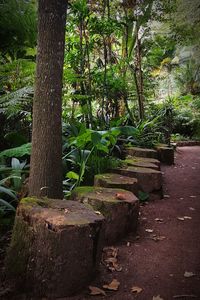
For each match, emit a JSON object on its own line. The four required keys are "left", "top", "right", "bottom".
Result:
{"left": 124, "top": 146, "right": 158, "bottom": 159}
{"left": 5, "top": 198, "right": 105, "bottom": 298}
{"left": 94, "top": 173, "right": 138, "bottom": 195}
{"left": 72, "top": 187, "right": 139, "bottom": 245}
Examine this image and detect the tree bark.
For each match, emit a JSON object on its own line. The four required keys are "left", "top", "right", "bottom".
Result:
{"left": 135, "top": 24, "right": 145, "bottom": 120}
{"left": 29, "top": 0, "right": 67, "bottom": 199}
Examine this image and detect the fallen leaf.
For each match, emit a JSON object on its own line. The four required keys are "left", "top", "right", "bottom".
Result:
{"left": 131, "top": 286, "right": 143, "bottom": 294}
{"left": 103, "top": 279, "right": 120, "bottom": 291}
{"left": 102, "top": 247, "right": 122, "bottom": 272}
{"left": 177, "top": 217, "right": 185, "bottom": 221}
{"left": 189, "top": 207, "right": 195, "bottom": 211}
{"left": 115, "top": 193, "right": 133, "bottom": 203}
{"left": 94, "top": 211, "right": 102, "bottom": 215}
{"left": 184, "top": 271, "right": 196, "bottom": 278}
{"left": 177, "top": 216, "right": 192, "bottom": 221}
{"left": 155, "top": 218, "right": 164, "bottom": 222}
{"left": 153, "top": 295, "right": 164, "bottom": 300}
{"left": 89, "top": 286, "right": 106, "bottom": 296}
{"left": 145, "top": 228, "right": 154, "bottom": 233}
{"left": 150, "top": 235, "right": 166, "bottom": 242}
{"left": 115, "top": 193, "right": 127, "bottom": 200}
{"left": 64, "top": 209, "right": 69, "bottom": 213}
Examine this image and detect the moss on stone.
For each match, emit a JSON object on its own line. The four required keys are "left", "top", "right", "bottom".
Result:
{"left": 20, "top": 197, "right": 49, "bottom": 207}
{"left": 73, "top": 186, "right": 95, "bottom": 197}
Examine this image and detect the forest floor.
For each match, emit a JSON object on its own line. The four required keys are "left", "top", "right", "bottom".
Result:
{"left": 1, "top": 146, "right": 200, "bottom": 300}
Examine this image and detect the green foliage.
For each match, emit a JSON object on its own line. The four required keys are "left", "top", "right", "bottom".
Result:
{"left": 0, "top": 156, "right": 29, "bottom": 232}
{"left": 0, "top": 0, "right": 37, "bottom": 59}
{"left": 0, "top": 143, "right": 31, "bottom": 159}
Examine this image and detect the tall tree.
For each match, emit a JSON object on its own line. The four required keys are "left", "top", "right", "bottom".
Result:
{"left": 29, "top": 0, "right": 67, "bottom": 199}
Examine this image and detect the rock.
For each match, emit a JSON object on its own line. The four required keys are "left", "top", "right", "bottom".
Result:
{"left": 111, "top": 166, "right": 163, "bottom": 200}
{"left": 124, "top": 147, "right": 158, "bottom": 159}
{"left": 94, "top": 173, "right": 138, "bottom": 195}
{"left": 72, "top": 187, "right": 139, "bottom": 245}
{"left": 156, "top": 146, "right": 174, "bottom": 165}
{"left": 5, "top": 198, "right": 105, "bottom": 298}
{"left": 124, "top": 158, "right": 160, "bottom": 170}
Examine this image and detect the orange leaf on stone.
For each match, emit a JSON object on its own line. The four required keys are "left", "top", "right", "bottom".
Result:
{"left": 89, "top": 286, "right": 106, "bottom": 296}
{"left": 115, "top": 193, "right": 127, "bottom": 200}
{"left": 103, "top": 279, "right": 120, "bottom": 291}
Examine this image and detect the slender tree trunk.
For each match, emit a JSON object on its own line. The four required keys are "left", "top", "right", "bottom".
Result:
{"left": 29, "top": 0, "right": 67, "bottom": 199}
{"left": 135, "top": 24, "right": 145, "bottom": 120}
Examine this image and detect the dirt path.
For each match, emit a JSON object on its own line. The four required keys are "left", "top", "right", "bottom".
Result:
{"left": 2, "top": 146, "right": 200, "bottom": 300}
{"left": 69, "top": 146, "right": 200, "bottom": 300}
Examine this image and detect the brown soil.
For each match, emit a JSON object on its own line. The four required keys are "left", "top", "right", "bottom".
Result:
{"left": 1, "top": 146, "right": 200, "bottom": 299}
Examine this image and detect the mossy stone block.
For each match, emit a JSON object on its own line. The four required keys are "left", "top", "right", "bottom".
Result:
{"left": 156, "top": 146, "right": 174, "bottom": 165}
{"left": 112, "top": 166, "right": 162, "bottom": 197}
{"left": 124, "top": 147, "right": 158, "bottom": 159}
{"left": 72, "top": 186, "right": 139, "bottom": 245}
{"left": 124, "top": 158, "right": 160, "bottom": 170}
{"left": 5, "top": 198, "right": 105, "bottom": 298}
{"left": 94, "top": 173, "right": 138, "bottom": 195}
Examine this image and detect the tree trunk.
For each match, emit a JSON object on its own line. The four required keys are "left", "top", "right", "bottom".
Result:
{"left": 29, "top": 0, "right": 67, "bottom": 199}
{"left": 135, "top": 24, "right": 145, "bottom": 120}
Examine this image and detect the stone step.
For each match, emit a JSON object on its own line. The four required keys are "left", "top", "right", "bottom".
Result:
{"left": 123, "top": 157, "right": 160, "bottom": 170}
{"left": 111, "top": 166, "right": 163, "bottom": 200}
{"left": 94, "top": 173, "right": 138, "bottom": 195}
{"left": 123, "top": 146, "right": 158, "bottom": 159}
{"left": 5, "top": 198, "right": 105, "bottom": 298}
{"left": 71, "top": 186, "right": 139, "bottom": 245}
{"left": 156, "top": 146, "right": 174, "bottom": 165}
{"left": 125, "top": 156, "right": 161, "bottom": 168}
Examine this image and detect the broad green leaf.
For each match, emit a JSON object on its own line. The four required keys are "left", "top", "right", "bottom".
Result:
{"left": 11, "top": 158, "right": 20, "bottom": 169}
{"left": 91, "top": 131, "right": 102, "bottom": 145}
{"left": 66, "top": 171, "right": 79, "bottom": 180}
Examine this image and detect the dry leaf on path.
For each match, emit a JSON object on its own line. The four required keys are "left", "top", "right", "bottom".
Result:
{"left": 149, "top": 235, "right": 166, "bottom": 242}
{"left": 184, "top": 271, "right": 196, "bottom": 278}
{"left": 189, "top": 207, "right": 195, "bottom": 211}
{"left": 103, "top": 279, "right": 120, "bottom": 291}
{"left": 131, "top": 286, "right": 143, "bottom": 294}
{"left": 177, "top": 216, "right": 192, "bottom": 221}
{"left": 155, "top": 218, "right": 164, "bottom": 222}
{"left": 153, "top": 295, "right": 164, "bottom": 300}
{"left": 89, "top": 286, "right": 106, "bottom": 296}
{"left": 145, "top": 228, "right": 154, "bottom": 233}
{"left": 102, "top": 247, "right": 122, "bottom": 272}
{"left": 177, "top": 217, "right": 185, "bottom": 221}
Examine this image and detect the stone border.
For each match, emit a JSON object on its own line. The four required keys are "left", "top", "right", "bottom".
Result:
{"left": 175, "top": 141, "right": 200, "bottom": 147}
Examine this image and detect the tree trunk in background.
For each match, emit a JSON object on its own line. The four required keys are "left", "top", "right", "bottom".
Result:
{"left": 29, "top": 0, "right": 67, "bottom": 199}
{"left": 135, "top": 24, "right": 145, "bottom": 120}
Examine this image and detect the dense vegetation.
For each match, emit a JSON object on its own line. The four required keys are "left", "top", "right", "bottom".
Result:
{"left": 0, "top": 0, "right": 199, "bottom": 231}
